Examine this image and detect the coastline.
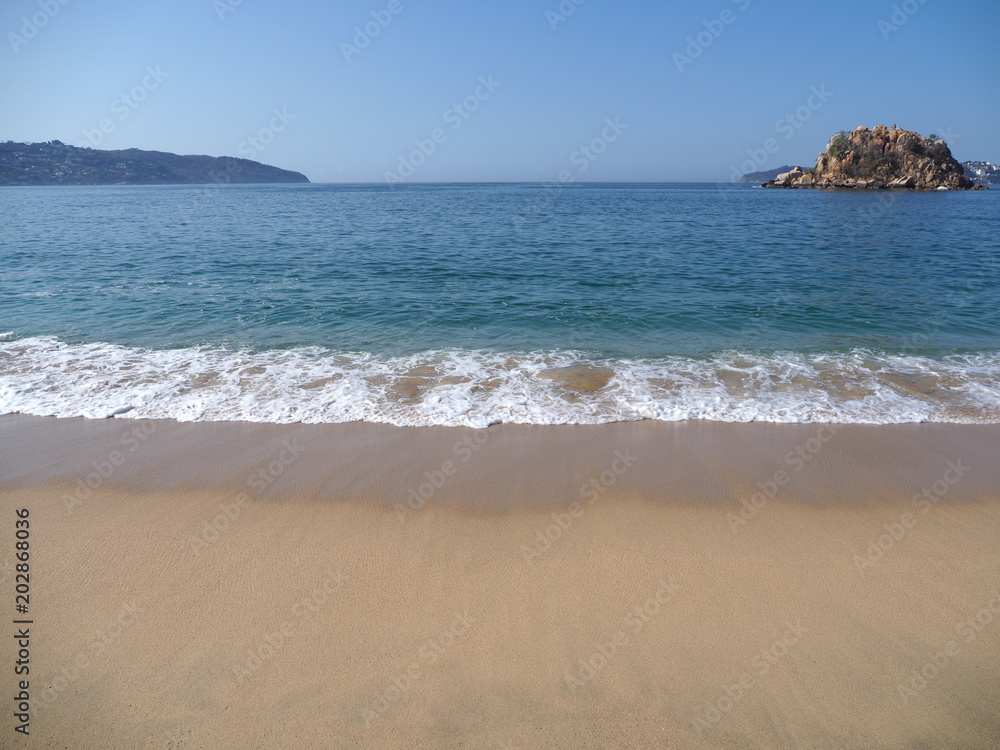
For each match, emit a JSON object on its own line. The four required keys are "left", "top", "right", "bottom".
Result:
{"left": 3, "top": 414, "right": 1000, "bottom": 748}
{"left": 6, "top": 414, "right": 1000, "bottom": 505}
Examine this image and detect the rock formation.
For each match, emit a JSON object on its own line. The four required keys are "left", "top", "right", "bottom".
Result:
{"left": 762, "top": 126, "right": 986, "bottom": 190}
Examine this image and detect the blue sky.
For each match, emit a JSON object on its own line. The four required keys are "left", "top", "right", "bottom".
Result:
{"left": 2, "top": 0, "right": 998, "bottom": 182}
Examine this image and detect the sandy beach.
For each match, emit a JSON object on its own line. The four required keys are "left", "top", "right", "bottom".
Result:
{"left": 2, "top": 414, "right": 999, "bottom": 748}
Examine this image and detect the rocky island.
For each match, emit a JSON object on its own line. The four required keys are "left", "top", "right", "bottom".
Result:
{"left": 0, "top": 140, "right": 309, "bottom": 186}
{"left": 762, "top": 126, "right": 986, "bottom": 190}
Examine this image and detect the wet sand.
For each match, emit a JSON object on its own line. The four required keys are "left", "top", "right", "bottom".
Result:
{"left": 1, "top": 414, "right": 999, "bottom": 748}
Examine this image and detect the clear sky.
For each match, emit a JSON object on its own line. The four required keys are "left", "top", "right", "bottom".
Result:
{"left": 2, "top": 0, "right": 998, "bottom": 182}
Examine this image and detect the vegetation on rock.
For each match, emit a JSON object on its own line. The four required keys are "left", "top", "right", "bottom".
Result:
{"left": 0, "top": 141, "right": 309, "bottom": 186}
{"left": 763, "top": 126, "right": 985, "bottom": 190}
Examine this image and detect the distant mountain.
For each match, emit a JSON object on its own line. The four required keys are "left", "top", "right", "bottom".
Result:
{"left": 962, "top": 161, "right": 1000, "bottom": 186}
{"left": 737, "top": 165, "right": 793, "bottom": 183}
{"left": 0, "top": 140, "right": 309, "bottom": 186}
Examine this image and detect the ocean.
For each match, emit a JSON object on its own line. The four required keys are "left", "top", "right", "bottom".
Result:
{"left": 2, "top": 182, "right": 998, "bottom": 427}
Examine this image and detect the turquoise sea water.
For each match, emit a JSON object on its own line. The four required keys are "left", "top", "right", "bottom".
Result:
{"left": 1, "top": 183, "right": 998, "bottom": 425}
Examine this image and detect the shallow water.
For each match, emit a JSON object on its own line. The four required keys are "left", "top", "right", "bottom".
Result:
{"left": 2, "top": 182, "right": 998, "bottom": 425}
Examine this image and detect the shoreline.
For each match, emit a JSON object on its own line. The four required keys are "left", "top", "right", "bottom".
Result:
{"left": 3, "top": 414, "right": 999, "bottom": 748}
{"left": 4, "top": 413, "right": 1000, "bottom": 507}
{"left": 6, "top": 338, "right": 1000, "bottom": 427}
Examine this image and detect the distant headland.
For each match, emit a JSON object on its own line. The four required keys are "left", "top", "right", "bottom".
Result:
{"left": 736, "top": 165, "right": 794, "bottom": 184}
{"left": 0, "top": 141, "right": 309, "bottom": 186}
{"left": 760, "top": 126, "right": 987, "bottom": 190}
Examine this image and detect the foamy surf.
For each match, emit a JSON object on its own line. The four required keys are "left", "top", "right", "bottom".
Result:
{"left": 2, "top": 336, "right": 999, "bottom": 427}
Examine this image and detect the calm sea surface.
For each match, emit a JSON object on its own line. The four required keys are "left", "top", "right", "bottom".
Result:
{"left": 2, "top": 183, "right": 998, "bottom": 425}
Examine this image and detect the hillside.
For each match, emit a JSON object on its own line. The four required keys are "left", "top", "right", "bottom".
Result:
{"left": 0, "top": 141, "right": 309, "bottom": 186}
{"left": 737, "top": 165, "right": 793, "bottom": 184}
{"left": 762, "top": 126, "right": 985, "bottom": 190}
{"left": 963, "top": 161, "right": 1000, "bottom": 186}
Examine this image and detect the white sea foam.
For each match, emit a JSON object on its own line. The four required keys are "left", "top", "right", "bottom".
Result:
{"left": 2, "top": 336, "right": 999, "bottom": 427}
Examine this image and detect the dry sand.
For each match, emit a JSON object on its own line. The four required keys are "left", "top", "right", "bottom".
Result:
{"left": 1, "top": 414, "right": 999, "bottom": 748}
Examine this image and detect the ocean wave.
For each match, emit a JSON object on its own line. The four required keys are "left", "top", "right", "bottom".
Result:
{"left": 2, "top": 336, "right": 1000, "bottom": 427}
